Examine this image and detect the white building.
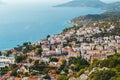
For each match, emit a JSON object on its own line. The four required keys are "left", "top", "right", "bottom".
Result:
{"left": 0, "top": 56, "right": 15, "bottom": 67}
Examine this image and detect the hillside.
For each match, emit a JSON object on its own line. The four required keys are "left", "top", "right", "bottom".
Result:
{"left": 1, "top": 12, "right": 120, "bottom": 80}
{"left": 68, "top": 54, "right": 120, "bottom": 80}
{"left": 70, "top": 11, "right": 120, "bottom": 26}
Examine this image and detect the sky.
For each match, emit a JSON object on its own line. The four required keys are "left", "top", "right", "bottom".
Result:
{"left": 101, "top": 0, "right": 120, "bottom": 3}
{"left": 1, "top": 0, "right": 70, "bottom": 4}
{"left": 1, "top": 0, "right": 120, "bottom": 4}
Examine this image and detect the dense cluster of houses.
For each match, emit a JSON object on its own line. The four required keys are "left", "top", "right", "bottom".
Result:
{"left": 34, "top": 24, "right": 120, "bottom": 63}
{"left": 0, "top": 56, "right": 15, "bottom": 67}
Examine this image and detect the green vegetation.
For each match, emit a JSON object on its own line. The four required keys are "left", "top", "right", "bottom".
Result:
{"left": 0, "top": 66, "right": 8, "bottom": 75}
{"left": 15, "top": 54, "right": 27, "bottom": 63}
{"left": 57, "top": 75, "right": 68, "bottom": 80}
{"left": 88, "top": 70, "right": 116, "bottom": 80}
{"left": 90, "top": 16, "right": 120, "bottom": 38}
{"left": 50, "top": 57, "right": 59, "bottom": 62}
{"left": 69, "top": 57, "right": 89, "bottom": 72}
{"left": 4, "top": 50, "right": 12, "bottom": 57}
{"left": 71, "top": 11, "right": 120, "bottom": 25}
{"left": 92, "top": 54, "right": 120, "bottom": 68}
{"left": 30, "top": 60, "right": 49, "bottom": 75}
{"left": 35, "top": 48, "right": 42, "bottom": 56}
{"left": 63, "top": 25, "right": 83, "bottom": 33}
{"left": 88, "top": 54, "right": 120, "bottom": 80}
{"left": 9, "top": 54, "right": 120, "bottom": 79}
{"left": 0, "top": 51, "right": 2, "bottom": 56}
{"left": 43, "top": 74, "right": 51, "bottom": 79}
{"left": 56, "top": 59, "right": 67, "bottom": 74}
{"left": 9, "top": 64, "right": 18, "bottom": 76}
{"left": 47, "top": 35, "right": 51, "bottom": 39}
{"left": 14, "top": 42, "right": 34, "bottom": 53}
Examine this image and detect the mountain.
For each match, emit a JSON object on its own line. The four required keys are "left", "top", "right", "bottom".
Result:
{"left": 55, "top": 0, "right": 106, "bottom": 8}
{"left": 55, "top": 0, "right": 120, "bottom": 12}
{"left": 105, "top": 2, "right": 120, "bottom": 11}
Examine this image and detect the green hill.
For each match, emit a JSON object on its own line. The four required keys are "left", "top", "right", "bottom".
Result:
{"left": 70, "top": 11, "right": 120, "bottom": 25}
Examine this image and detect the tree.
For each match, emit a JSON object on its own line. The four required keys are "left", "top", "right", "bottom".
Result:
{"left": 10, "top": 69, "right": 17, "bottom": 76}
{"left": 0, "top": 67, "right": 8, "bottom": 75}
{"left": 0, "top": 51, "right": 2, "bottom": 56}
{"left": 34, "top": 60, "right": 39, "bottom": 66}
{"left": 43, "top": 74, "right": 51, "bottom": 79}
{"left": 69, "top": 57, "right": 89, "bottom": 71}
{"left": 31, "top": 71, "right": 39, "bottom": 76}
{"left": 29, "top": 58, "right": 33, "bottom": 63}
{"left": 24, "top": 72, "right": 29, "bottom": 77}
{"left": 47, "top": 35, "right": 50, "bottom": 39}
{"left": 30, "top": 61, "right": 48, "bottom": 74}
{"left": 15, "top": 54, "right": 27, "bottom": 63}
{"left": 92, "top": 54, "right": 120, "bottom": 68}
{"left": 64, "top": 68, "right": 68, "bottom": 73}
{"left": 4, "top": 50, "right": 12, "bottom": 57}
{"left": 116, "top": 65, "right": 120, "bottom": 72}
{"left": 57, "top": 75, "right": 68, "bottom": 80}
{"left": 35, "top": 48, "right": 42, "bottom": 56}
{"left": 50, "top": 58, "right": 58, "bottom": 62}
{"left": 23, "top": 42, "right": 31, "bottom": 46}
{"left": 110, "top": 76, "right": 120, "bottom": 80}
{"left": 9, "top": 64, "right": 17, "bottom": 70}
{"left": 59, "top": 59, "right": 67, "bottom": 71}
{"left": 88, "top": 70, "right": 116, "bottom": 80}
{"left": 56, "top": 69, "right": 61, "bottom": 74}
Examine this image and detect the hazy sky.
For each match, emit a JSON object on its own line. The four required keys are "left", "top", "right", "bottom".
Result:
{"left": 1, "top": 0, "right": 120, "bottom": 4}
{"left": 2, "top": 0, "right": 70, "bottom": 4}
{"left": 101, "top": 0, "right": 120, "bottom": 3}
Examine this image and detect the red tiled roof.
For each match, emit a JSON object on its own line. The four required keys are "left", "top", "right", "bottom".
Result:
{"left": 14, "top": 78, "right": 21, "bottom": 80}
{"left": 70, "top": 51, "right": 79, "bottom": 54}
{"left": 49, "top": 69, "right": 56, "bottom": 74}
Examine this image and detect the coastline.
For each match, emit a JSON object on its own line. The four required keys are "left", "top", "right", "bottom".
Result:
{"left": 0, "top": 8, "right": 120, "bottom": 80}
{"left": 0, "top": 7, "right": 104, "bottom": 51}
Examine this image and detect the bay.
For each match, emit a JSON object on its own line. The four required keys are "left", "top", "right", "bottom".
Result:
{"left": 0, "top": 3, "right": 104, "bottom": 50}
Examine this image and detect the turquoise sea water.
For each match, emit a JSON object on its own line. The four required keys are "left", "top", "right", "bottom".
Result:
{"left": 0, "top": 3, "right": 104, "bottom": 50}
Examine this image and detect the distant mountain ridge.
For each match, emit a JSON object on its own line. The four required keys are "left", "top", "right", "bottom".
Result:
{"left": 105, "top": 2, "right": 120, "bottom": 11}
{"left": 56, "top": 0, "right": 106, "bottom": 8}
{"left": 55, "top": 0, "right": 120, "bottom": 11}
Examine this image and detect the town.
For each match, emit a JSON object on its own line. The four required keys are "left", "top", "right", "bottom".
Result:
{"left": 0, "top": 16, "right": 120, "bottom": 80}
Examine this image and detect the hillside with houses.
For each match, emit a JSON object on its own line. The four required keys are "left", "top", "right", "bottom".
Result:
{"left": 0, "top": 12, "right": 120, "bottom": 80}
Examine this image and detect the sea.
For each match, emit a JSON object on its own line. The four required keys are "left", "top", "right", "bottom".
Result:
{"left": 0, "top": 2, "right": 104, "bottom": 51}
